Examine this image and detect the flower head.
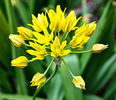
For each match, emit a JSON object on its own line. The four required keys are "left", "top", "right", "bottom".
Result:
{"left": 92, "top": 44, "right": 108, "bottom": 53}
{"left": 29, "top": 14, "right": 48, "bottom": 33}
{"left": 51, "top": 36, "right": 71, "bottom": 58}
{"left": 11, "top": 56, "right": 28, "bottom": 68}
{"left": 32, "top": 31, "right": 53, "bottom": 45}
{"left": 72, "top": 76, "right": 85, "bottom": 89}
{"left": 70, "top": 22, "right": 96, "bottom": 49}
{"left": 30, "top": 72, "right": 46, "bottom": 88}
{"left": 9, "top": 5, "right": 107, "bottom": 91}
{"left": 48, "top": 5, "right": 65, "bottom": 32}
{"left": 62, "top": 11, "right": 81, "bottom": 33}
{"left": 26, "top": 42, "right": 47, "bottom": 61}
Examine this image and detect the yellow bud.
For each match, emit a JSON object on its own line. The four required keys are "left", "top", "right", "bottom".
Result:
{"left": 92, "top": 44, "right": 108, "bottom": 53}
{"left": 9, "top": 34, "right": 25, "bottom": 47}
{"left": 11, "top": 56, "right": 28, "bottom": 68}
{"left": 30, "top": 72, "right": 46, "bottom": 88}
{"left": 17, "top": 27, "right": 33, "bottom": 40}
{"left": 72, "top": 76, "right": 85, "bottom": 89}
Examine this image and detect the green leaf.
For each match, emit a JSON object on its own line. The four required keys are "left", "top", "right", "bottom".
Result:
{"left": 96, "top": 59, "right": 116, "bottom": 92}
{"left": 4, "top": 0, "right": 28, "bottom": 95}
{"left": 90, "top": 54, "right": 116, "bottom": 92}
{"left": 28, "top": 0, "right": 36, "bottom": 13}
{"left": 15, "top": 68, "right": 28, "bottom": 95}
{"left": 0, "top": 9, "right": 11, "bottom": 67}
{"left": 47, "top": 73, "right": 63, "bottom": 100}
{"left": 85, "top": 94, "right": 103, "bottom": 100}
{"left": 16, "top": 0, "right": 31, "bottom": 24}
{"left": 0, "top": 70, "right": 13, "bottom": 93}
{"left": 104, "top": 78, "right": 116, "bottom": 99}
{"left": 80, "top": 0, "right": 114, "bottom": 74}
{"left": 0, "top": 93, "right": 45, "bottom": 100}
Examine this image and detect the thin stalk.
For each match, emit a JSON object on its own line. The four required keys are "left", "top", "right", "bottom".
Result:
{"left": 58, "top": 32, "right": 60, "bottom": 39}
{"left": 71, "top": 50, "right": 91, "bottom": 54}
{"left": 33, "top": 64, "right": 58, "bottom": 100}
{"left": 44, "top": 58, "right": 55, "bottom": 75}
{"left": 82, "top": 0, "right": 88, "bottom": 16}
{"left": 61, "top": 32, "right": 68, "bottom": 42}
{"left": 61, "top": 57, "right": 74, "bottom": 77}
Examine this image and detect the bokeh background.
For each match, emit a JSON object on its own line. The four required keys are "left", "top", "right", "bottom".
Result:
{"left": 0, "top": 0, "right": 116, "bottom": 100}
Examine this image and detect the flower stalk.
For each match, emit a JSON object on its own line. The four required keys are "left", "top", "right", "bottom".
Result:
{"left": 71, "top": 49, "right": 92, "bottom": 54}
{"left": 61, "top": 57, "right": 74, "bottom": 77}
{"left": 33, "top": 64, "right": 58, "bottom": 100}
{"left": 44, "top": 58, "right": 55, "bottom": 75}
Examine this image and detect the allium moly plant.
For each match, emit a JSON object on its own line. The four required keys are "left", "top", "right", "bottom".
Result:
{"left": 9, "top": 5, "right": 108, "bottom": 100}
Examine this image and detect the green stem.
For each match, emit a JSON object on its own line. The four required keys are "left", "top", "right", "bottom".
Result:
{"left": 44, "top": 58, "right": 55, "bottom": 75}
{"left": 61, "top": 32, "right": 68, "bottom": 42}
{"left": 82, "top": 0, "right": 87, "bottom": 16}
{"left": 4, "top": 0, "right": 27, "bottom": 95}
{"left": 61, "top": 57, "right": 74, "bottom": 77}
{"left": 58, "top": 32, "right": 60, "bottom": 39}
{"left": 33, "top": 64, "right": 58, "bottom": 100}
{"left": 71, "top": 49, "right": 91, "bottom": 54}
{"left": 4, "top": 0, "right": 14, "bottom": 33}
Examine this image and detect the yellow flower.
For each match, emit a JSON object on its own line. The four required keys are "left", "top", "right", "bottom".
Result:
{"left": 85, "top": 22, "right": 96, "bottom": 36}
{"left": 11, "top": 56, "right": 28, "bottom": 68}
{"left": 48, "top": 5, "right": 65, "bottom": 32}
{"left": 70, "top": 33, "right": 90, "bottom": 49}
{"left": 70, "top": 22, "right": 96, "bottom": 49}
{"left": 26, "top": 42, "right": 46, "bottom": 61}
{"left": 72, "top": 76, "right": 85, "bottom": 89}
{"left": 51, "top": 36, "right": 71, "bottom": 58}
{"left": 17, "top": 27, "right": 33, "bottom": 40}
{"left": 30, "top": 72, "right": 46, "bottom": 88}
{"left": 29, "top": 13, "right": 48, "bottom": 34}
{"left": 9, "top": 34, "right": 25, "bottom": 47}
{"left": 75, "top": 22, "right": 96, "bottom": 36}
{"left": 92, "top": 44, "right": 108, "bottom": 53}
{"left": 62, "top": 11, "right": 81, "bottom": 33}
{"left": 32, "top": 31, "right": 53, "bottom": 45}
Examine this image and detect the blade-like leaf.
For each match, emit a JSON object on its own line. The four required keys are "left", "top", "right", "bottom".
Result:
{"left": 80, "top": 0, "right": 113, "bottom": 74}
{"left": 0, "top": 93, "right": 45, "bottom": 100}
{"left": 85, "top": 94, "right": 103, "bottom": 100}
{"left": 90, "top": 54, "right": 116, "bottom": 92}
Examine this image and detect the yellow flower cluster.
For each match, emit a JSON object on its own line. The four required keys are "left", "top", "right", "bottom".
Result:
{"left": 9, "top": 5, "right": 107, "bottom": 89}
{"left": 70, "top": 22, "right": 96, "bottom": 49}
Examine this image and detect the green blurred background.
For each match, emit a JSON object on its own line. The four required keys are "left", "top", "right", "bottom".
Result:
{"left": 0, "top": 0, "right": 116, "bottom": 100}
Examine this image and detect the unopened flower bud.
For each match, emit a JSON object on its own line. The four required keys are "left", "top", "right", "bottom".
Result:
{"left": 92, "top": 44, "right": 108, "bottom": 53}
{"left": 17, "top": 27, "right": 33, "bottom": 40}
{"left": 11, "top": 56, "right": 28, "bottom": 68}
{"left": 30, "top": 72, "right": 46, "bottom": 88}
{"left": 9, "top": 34, "right": 25, "bottom": 47}
{"left": 72, "top": 76, "right": 85, "bottom": 89}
